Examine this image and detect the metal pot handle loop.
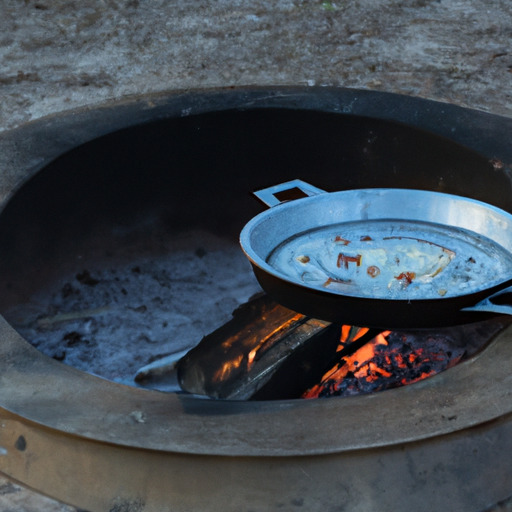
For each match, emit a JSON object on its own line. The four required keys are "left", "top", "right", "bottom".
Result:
{"left": 462, "top": 284, "right": 512, "bottom": 316}
{"left": 254, "top": 179, "right": 326, "bottom": 208}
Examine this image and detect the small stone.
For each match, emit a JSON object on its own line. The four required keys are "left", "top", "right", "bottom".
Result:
{"left": 129, "top": 411, "right": 146, "bottom": 423}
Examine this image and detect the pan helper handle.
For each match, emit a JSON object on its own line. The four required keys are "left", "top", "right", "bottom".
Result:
{"left": 254, "top": 179, "right": 326, "bottom": 208}
{"left": 462, "top": 285, "right": 512, "bottom": 315}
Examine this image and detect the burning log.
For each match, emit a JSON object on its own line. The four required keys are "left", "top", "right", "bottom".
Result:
{"left": 177, "top": 294, "right": 331, "bottom": 399}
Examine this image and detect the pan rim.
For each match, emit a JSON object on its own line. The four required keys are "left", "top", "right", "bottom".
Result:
{"left": 240, "top": 187, "right": 512, "bottom": 302}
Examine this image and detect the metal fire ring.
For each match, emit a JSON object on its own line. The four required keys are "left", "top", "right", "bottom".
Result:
{"left": 2, "top": 314, "right": 512, "bottom": 457}
{"left": 1, "top": 87, "right": 512, "bottom": 512}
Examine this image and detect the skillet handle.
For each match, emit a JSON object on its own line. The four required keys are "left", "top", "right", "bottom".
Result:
{"left": 254, "top": 179, "right": 326, "bottom": 208}
{"left": 461, "top": 285, "right": 512, "bottom": 316}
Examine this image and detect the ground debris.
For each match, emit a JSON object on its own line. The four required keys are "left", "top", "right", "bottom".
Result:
{"left": 76, "top": 269, "right": 100, "bottom": 286}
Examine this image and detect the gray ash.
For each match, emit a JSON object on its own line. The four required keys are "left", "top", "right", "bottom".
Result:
{"left": 2, "top": 226, "right": 262, "bottom": 385}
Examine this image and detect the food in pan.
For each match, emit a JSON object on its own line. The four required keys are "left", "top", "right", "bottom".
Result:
{"left": 267, "top": 220, "right": 512, "bottom": 300}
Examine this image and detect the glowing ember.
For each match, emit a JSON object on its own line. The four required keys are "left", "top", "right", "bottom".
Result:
{"left": 303, "top": 327, "right": 464, "bottom": 399}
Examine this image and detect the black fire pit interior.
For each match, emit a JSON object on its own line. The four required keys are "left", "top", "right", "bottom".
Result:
{"left": 1, "top": 88, "right": 512, "bottom": 512}
{"left": 0, "top": 102, "right": 509, "bottom": 294}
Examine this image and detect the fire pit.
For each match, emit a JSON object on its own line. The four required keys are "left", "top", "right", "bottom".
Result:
{"left": 1, "top": 87, "right": 512, "bottom": 512}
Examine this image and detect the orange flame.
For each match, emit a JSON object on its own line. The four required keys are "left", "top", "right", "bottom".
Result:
{"left": 246, "top": 314, "right": 304, "bottom": 370}
{"left": 304, "top": 330, "right": 432, "bottom": 399}
{"left": 337, "top": 325, "right": 370, "bottom": 351}
{"left": 212, "top": 354, "right": 244, "bottom": 382}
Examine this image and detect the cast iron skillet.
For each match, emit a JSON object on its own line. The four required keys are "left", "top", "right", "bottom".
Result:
{"left": 240, "top": 180, "right": 512, "bottom": 329}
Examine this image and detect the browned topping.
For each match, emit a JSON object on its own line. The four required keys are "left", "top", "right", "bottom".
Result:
{"left": 337, "top": 253, "right": 362, "bottom": 269}
{"left": 396, "top": 272, "right": 416, "bottom": 285}
{"left": 323, "top": 277, "right": 352, "bottom": 287}
{"left": 334, "top": 236, "right": 351, "bottom": 245}
{"left": 296, "top": 255, "right": 310, "bottom": 264}
{"left": 367, "top": 266, "right": 380, "bottom": 278}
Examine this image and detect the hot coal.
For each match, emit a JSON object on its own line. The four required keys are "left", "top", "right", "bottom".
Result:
{"left": 304, "top": 331, "right": 465, "bottom": 399}
{"left": 279, "top": 320, "right": 508, "bottom": 400}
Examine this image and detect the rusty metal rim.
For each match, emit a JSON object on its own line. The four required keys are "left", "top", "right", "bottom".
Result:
{"left": 0, "top": 87, "right": 512, "bottom": 457}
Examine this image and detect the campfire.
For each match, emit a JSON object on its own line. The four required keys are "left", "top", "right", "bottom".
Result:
{"left": 302, "top": 326, "right": 462, "bottom": 399}
{"left": 168, "top": 176, "right": 512, "bottom": 402}
{"left": 172, "top": 293, "right": 504, "bottom": 400}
